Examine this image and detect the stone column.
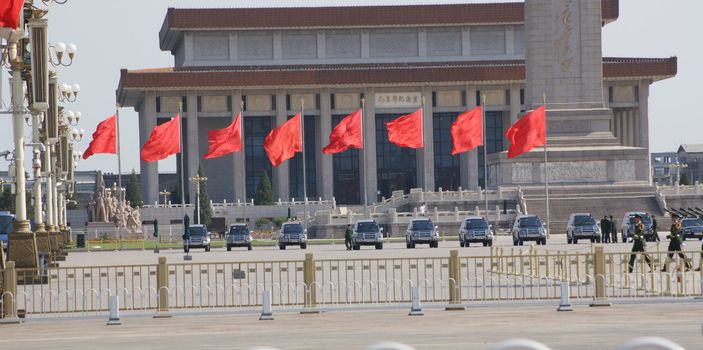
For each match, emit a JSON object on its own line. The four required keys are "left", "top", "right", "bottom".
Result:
{"left": 139, "top": 91, "right": 159, "bottom": 205}
{"left": 509, "top": 85, "right": 521, "bottom": 125}
{"left": 638, "top": 82, "right": 651, "bottom": 183}
{"left": 186, "top": 93, "right": 199, "bottom": 204}
{"left": 461, "top": 85, "right": 479, "bottom": 190}
{"left": 417, "top": 87, "right": 435, "bottom": 191}
{"left": 274, "top": 92, "right": 290, "bottom": 201}
{"left": 317, "top": 89, "right": 334, "bottom": 200}
{"left": 231, "top": 91, "right": 247, "bottom": 202}
{"left": 362, "top": 88, "right": 377, "bottom": 204}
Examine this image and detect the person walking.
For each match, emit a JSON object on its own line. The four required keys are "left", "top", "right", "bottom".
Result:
{"left": 661, "top": 213, "right": 692, "bottom": 272}
{"left": 609, "top": 216, "right": 618, "bottom": 243}
{"left": 628, "top": 214, "right": 653, "bottom": 273}
{"left": 344, "top": 224, "right": 353, "bottom": 251}
{"left": 650, "top": 215, "right": 660, "bottom": 242}
{"left": 600, "top": 215, "right": 610, "bottom": 243}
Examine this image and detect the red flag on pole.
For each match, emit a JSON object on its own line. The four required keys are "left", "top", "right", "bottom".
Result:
{"left": 264, "top": 113, "right": 302, "bottom": 167}
{"left": 140, "top": 114, "right": 181, "bottom": 162}
{"left": 322, "top": 109, "right": 363, "bottom": 154}
{"left": 505, "top": 106, "right": 546, "bottom": 159}
{"left": 450, "top": 107, "right": 483, "bottom": 155}
{"left": 0, "top": 0, "right": 23, "bottom": 28}
{"left": 82, "top": 114, "right": 117, "bottom": 160}
{"left": 386, "top": 108, "right": 423, "bottom": 149}
{"left": 203, "top": 113, "right": 243, "bottom": 159}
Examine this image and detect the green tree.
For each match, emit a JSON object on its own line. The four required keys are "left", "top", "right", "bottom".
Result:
{"left": 194, "top": 165, "right": 212, "bottom": 226}
{"left": 66, "top": 192, "right": 80, "bottom": 210}
{"left": 254, "top": 171, "right": 274, "bottom": 205}
{"left": 0, "top": 186, "right": 15, "bottom": 212}
{"left": 679, "top": 171, "right": 691, "bottom": 186}
{"left": 126, "top": 169, "right": 143, "bottom": 208}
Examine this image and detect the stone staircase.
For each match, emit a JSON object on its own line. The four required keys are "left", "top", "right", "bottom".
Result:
{"left": 521, "top": 184, "right": 667, "bottom": 233}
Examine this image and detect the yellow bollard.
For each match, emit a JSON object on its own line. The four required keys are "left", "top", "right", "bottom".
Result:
{"left": 154, "top": 257, "right": 171, "bottom": 318}
{"left": 1, "top": 261, "right": 18, "bottom": 321}
{"left": 302, "top": 253, "right": 319, "bottom": 313}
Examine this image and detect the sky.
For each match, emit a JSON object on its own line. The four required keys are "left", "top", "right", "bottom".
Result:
{"left": 1, "top": 0, "right": 701, "bottom": 174}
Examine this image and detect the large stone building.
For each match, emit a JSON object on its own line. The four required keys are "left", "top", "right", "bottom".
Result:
{"left": 117, "top": 0, "right": 676, "bottom": 207}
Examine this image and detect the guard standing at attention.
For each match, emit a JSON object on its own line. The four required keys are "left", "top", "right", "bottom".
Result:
{"left": 600, "top": 215, "right": 610, "bottom": 243}
{"left": 650, "top": 215, "right": 660, "bottom": 242}
{"left": 661, "top": 213, "right": 692, "bottom": 272}
{"left": 609, "top": 216, "right": 618, "bottom": 243}
{"left": 344, "top": 224, "right": 353, "bottom": 251}
{"left": 628, "top": 214, "right": 653, "bottom": 273}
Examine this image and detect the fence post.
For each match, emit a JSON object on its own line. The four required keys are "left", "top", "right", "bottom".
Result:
{"left": 590, "top": 246, "right": 611, "bottom": 307}
{"left": 446, "top": 249, "right": 465, "bottom": 310}
{"left": 154, "top": 257, "right": 171, "bottom": 318}
{"left": 301, "top": 253, "right": 319, "bottom": 313}
{"left": 1, "top": 261, "right": 20, "bottom": 323}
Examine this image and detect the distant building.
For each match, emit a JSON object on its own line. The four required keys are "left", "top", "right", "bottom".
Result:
{"left": 677, "top": 144, "right": 703, "bottom": 184}
{"left": 651, "top": 152, "right": 677, "bottom": 185}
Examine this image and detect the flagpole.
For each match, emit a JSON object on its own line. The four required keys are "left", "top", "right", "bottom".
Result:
{"left": 240, "top": 100, "right": 247, "bottom": 225}
{"left": 421, "top": 97, "right": 427, "bottom": 215}
{"left": 178, "top": 102, "right": 185, "bottom": 214}
{"left": 361, "top": 98, "right": 368, "bottom": 218}
{"left": 482, "top": 95, "right": 489, "bottom": 224}
{"left": 116, "top": 104, "right": 124, "bottom": 251}
{"left": 300, "top": 101, "right": 309, "bottom": 231}
{"left": 543, "top": 93, "right": 550, "bottom": 239}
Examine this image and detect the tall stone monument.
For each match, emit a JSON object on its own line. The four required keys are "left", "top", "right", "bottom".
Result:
{"left": 488, "top": 0, "right": 649, "bottom": 186}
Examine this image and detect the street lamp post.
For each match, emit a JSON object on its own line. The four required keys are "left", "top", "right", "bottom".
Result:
{"left": 159, "top": 190, "right": 171, "bottom": 207}
{"left": 670, "top": 161, "right": 688, "bottom": 186}
{"left": 189, "top": 175, "right": 207, "bottom": 225}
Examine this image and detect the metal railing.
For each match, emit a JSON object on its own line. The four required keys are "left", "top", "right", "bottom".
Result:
{"left": 2, "top": 248, "right": 702, "bottom": 320}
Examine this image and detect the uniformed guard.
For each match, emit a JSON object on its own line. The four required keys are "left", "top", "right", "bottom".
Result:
{"left": 628, "top": 214, "right": 653, "bottom": 273}
{"left": 609, "top": 215, "right": 618, "bottom": 244}
{"left": 661, "top": 213, "right": 692, "bottom": 272}
{"left": 344, "top": 224, "right": 353, "bottom": 251}
{"left": 650, "top": 215, "right": 660, "bottom": 242}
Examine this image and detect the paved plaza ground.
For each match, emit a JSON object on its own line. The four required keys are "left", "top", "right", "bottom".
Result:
{"left": 1, "top": 301, "right": 701, "bottom": 349}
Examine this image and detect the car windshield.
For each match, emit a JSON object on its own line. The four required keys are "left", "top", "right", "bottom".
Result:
{"left": 411, "top": 220, "right": 434, "bottom": 230}
{"left": 683, "top": 219, "right": 703, "bottom": 227}
{"left": 357, "top": 222, "right": 379, "bottom": 232}
{"left": 189, "top": 226, "right": 207, "bottom": 236}
{"left": 229, "top": 226, "right": 249, "bottom": 234}
{"left": 628, "top": 215, "right": 652, "bottom": 226}
{"left": 0, "top": 215, "right": 13, "bottom": 234}
{"left": 465, "top": 219, "right": 488, "bottom": 229}
{"left": 573, "top": 215, "right": 595, "bottom": 226}
{"left": 518, "top": 217, "right": 542, "bottom": 228}
{"left": 283, "top": 224, "right": 304, "bottom": 233}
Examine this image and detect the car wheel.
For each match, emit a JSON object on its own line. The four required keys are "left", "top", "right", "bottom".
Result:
{"left": 591, "top": 238, "right": 596, "bottom": 243}
{"left": 482, "top": 241, "right": 487, "bottom": 247}
{"left": 433, "top": 241, "right": 439, "bottom": 248}
{"left": 227, "top": 246, "right": 231, "bottom": 251}
{"left": 279, "top": 245, "right": 286, "bottom": 250}
{"left": 410, "top": 242, "right": 416, "bottom": 249}
{"left": 596, "top": 237, "right": 601, "bottom": 243}
{"left": 353, "top": 244, "right": 360, "bottom": 250}
{"left": 183, "top": 246, "right": 188, "bottom": 253}
{"left": 573, "top": 238, "right": 578, "bottom": 244}
{"left": 301, "top": 243, "right": 307, "bottom": 249}
{"left": 518, "top": 238, "right": 524, "bottom": 246}
{"left": 542, "top": 238, "right": 547, "bottom": 245}
{"left": 205, "top": 246, "right": 211, "bottom": 252}
{"left": 513, "top": 239, "right": 518, "bottom": 246}
{"left": 567, "top": 237, "right": 572, "bottom": 244}
{"left": 488, "top": 240, "right": 493, "bottom": 247}
{"left": 376, "top": 243, "right": 383, "bottom": 250}
{"left": 247, "top": 244, "right": 253, "bottom": 251}
{"left": 460, "top": 241, "right": 465, "bottom": 248}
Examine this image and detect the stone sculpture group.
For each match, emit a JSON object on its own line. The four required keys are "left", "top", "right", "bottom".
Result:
{"left": 86, "top": 171, "right": 141, "bottom": 231}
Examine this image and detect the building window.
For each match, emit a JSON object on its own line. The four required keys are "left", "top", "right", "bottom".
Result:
{"left": 245, "top": 116, "right": 273, "bottom": 201}
{"left": 433, "top": 112, "right": 461, "bottom": 191}
{"left": 478, "top": 111, "right": 505, "bottom": 189}
{"left": 289, "top": 115, "right": 317, "bottom": 199}
{"left": 332, "top": 114, "right": 361, "bottom": 204}
{"left": 376, "top": 114, "right": 417, "bottom": 199}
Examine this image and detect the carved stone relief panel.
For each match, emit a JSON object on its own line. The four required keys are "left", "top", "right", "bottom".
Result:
{"left": 369, "top": 28, "right": 418, "bottom": 58}
{"left": 483, "top": 89, "right": 506, "bottom": 105}
{"left": 614, "top": 160, "right": 636, "bottom": 181}
{"left": 334, "top": 93, "right": 360, "bottom": 109}
{"left": 326, "top": 30, "right": 361, "bottom": 58}
{"left": 612, "top": 86, "right": 636, "bottom": 103}
{"left": 470, "top": 26, "right": 506, "bottom": 55}
{"left": 512, "top": 163, "right": 533, "bottom": 183}
{"left": 436, "top": 91, "right": 462, "bottom": 107}
{"left": 201, "top": 96, "right": 228, "bottom": 113}
{"left": 160, "top": 96, "right": 182, "bottom": 113}
{"left": 290, "top": 94, "right": 316, "bottom": 111}
{"left": 193, "top": 32, "right": 230, "bottom": 61}
{"left": 548, "top": 120, "right": 590, "bottom": 134}
{"left": 540, "top": 161, "right": 607, "bottom": 183}
{"left": 426, "top": 27, "right": 462, "bottom": 57}
{"left": 246, "top": 95, "right": 272, "bottom": 112}
{"left": 238, "top": 31, "right": 274, "bottom": 60}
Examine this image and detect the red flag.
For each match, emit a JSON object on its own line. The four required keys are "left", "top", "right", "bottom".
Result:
{"left": 82, "top": 114, "right": 117, "bottom": 160}
{"left": 386, "top": 108, "right": 423, "bottom": 149}
{"left": 322, "top": 109, "right": 363, "bottom": 154}
{"left": 204, "top": 113, "right": 243, "bottom": 159}
{"left": 505, "top": 106, "right": 546, "bottom": 159}
{"left": 450, "top": 107, "right": 483, "bottom": 155}
{"left": 264, "top": 113, "right": 302, "bottom": 167}
{"left": 0, "top": 0, "right": 23, "bottom": 28}
{"left": 140, "top": 114, "right": 181, "bottom": 162}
